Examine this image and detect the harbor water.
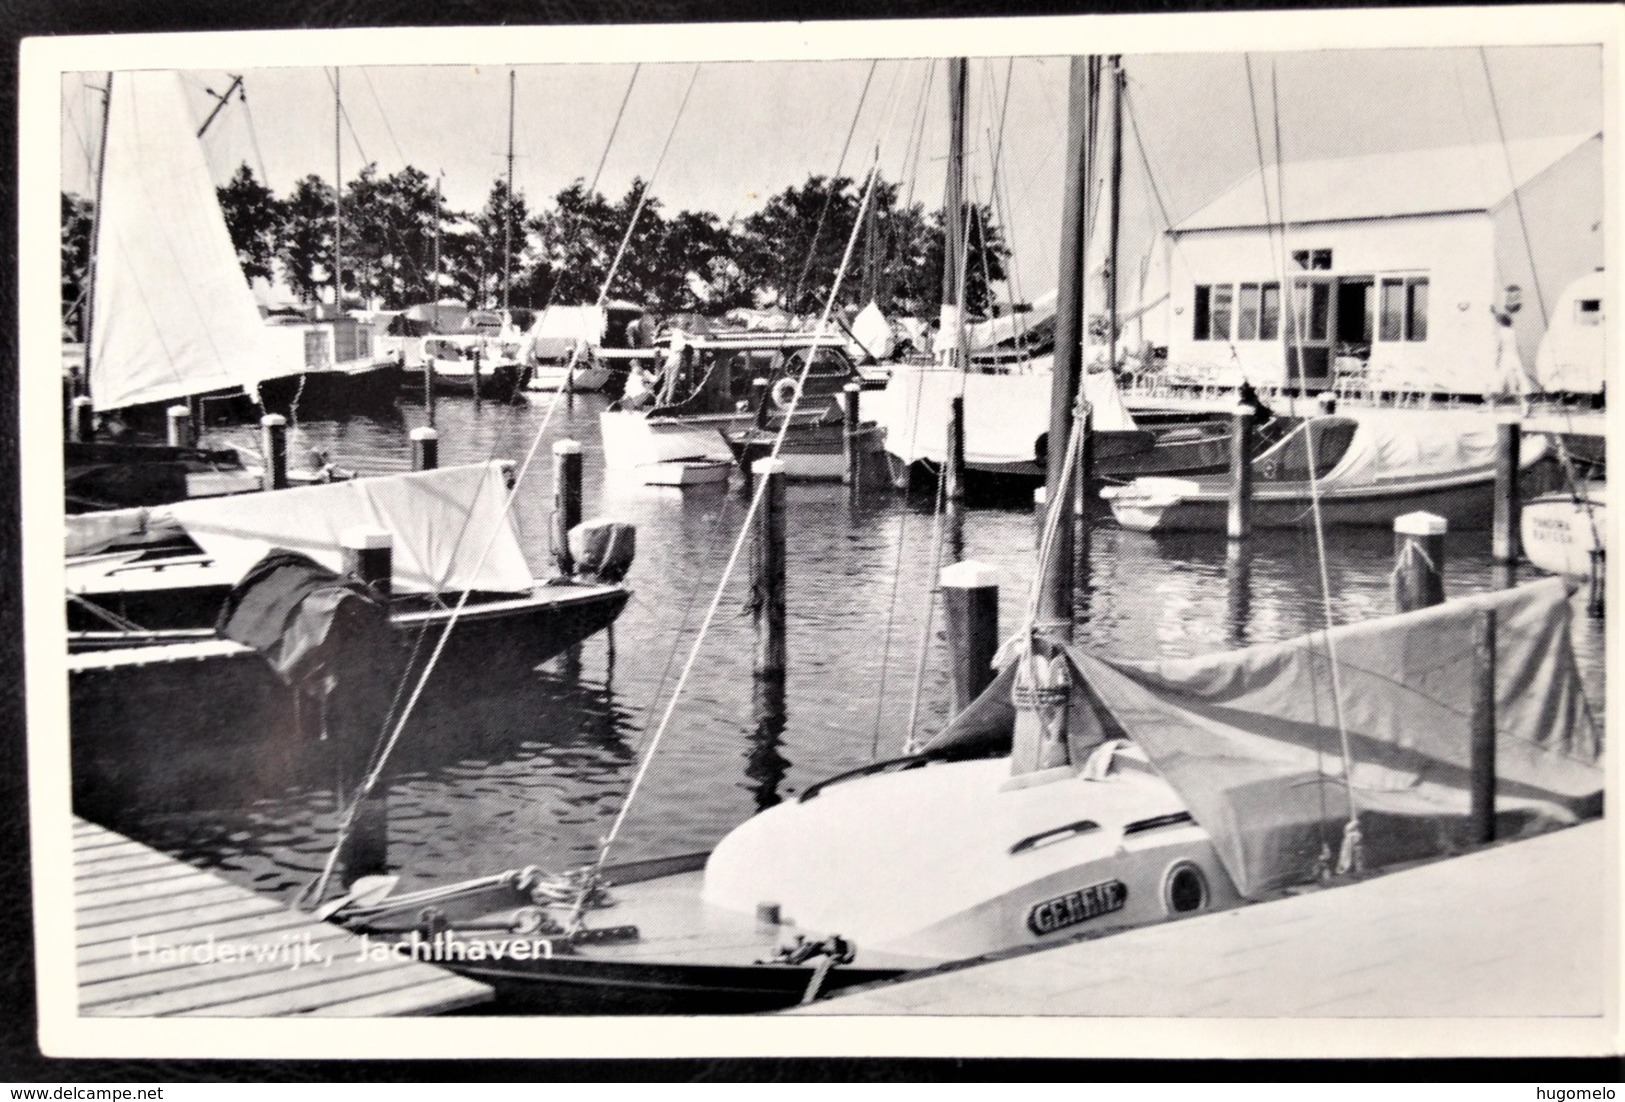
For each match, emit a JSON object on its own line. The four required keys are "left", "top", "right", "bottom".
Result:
{"left": 80, "top": 392, "right": 1607, "bottom": 941}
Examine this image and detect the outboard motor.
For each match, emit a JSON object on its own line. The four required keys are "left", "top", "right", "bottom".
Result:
{"left": 568, "top": 519, "right": 637, "bottom": 583}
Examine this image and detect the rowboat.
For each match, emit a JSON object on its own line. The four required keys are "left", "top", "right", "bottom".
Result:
{"left": 1521, "top": 484, "right": 1606, "bottom": 578}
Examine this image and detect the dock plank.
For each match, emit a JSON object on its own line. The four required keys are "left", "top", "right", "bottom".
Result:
{"left": 72, "top": 818, "right": 491, "bottom": 1017}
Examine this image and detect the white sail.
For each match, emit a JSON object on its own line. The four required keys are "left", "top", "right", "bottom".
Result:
{"left": 89, "top": 71, "right": 279, "bottom": 412}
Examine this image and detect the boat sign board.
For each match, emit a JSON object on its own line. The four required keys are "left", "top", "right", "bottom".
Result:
{"left": 1027, "top": 880, "right": 1129, "bottom": 936}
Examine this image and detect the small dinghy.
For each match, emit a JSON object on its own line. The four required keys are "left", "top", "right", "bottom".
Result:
{"left": 1521, "top": 483, "right": 1606, "bottom": 578}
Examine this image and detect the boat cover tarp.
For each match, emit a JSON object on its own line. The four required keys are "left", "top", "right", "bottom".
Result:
{"left": 66, "top": 506, "right": 183, "bottom": 556}
{"left": 1534, "top": 271, "right": 1606, "bottom": 393}
{"left": 923, "top": 579, "right": 1602, "bottom": 897}
{"left": 216, "top": 548, "right": 397, "bottom": 686}
{"left": 91, "top": 71, "right": 284, "bottom": 412}
{"left": 850, "top": 301, "right": 896, "bottom": 361}
{"left": 162, "top": 462, "right": 533, "bottom": 594}
{"left": 966, "top": 290, "right": 1058, "bottom": 352}
{"left": 1312, "top": 411, "right": 1546, "bottom": 491}
{"left": 528, "top": 305, "right": 606, "bottom": 359}
{"left": 872, "top": 365, "right": 1139, "bottom": 467}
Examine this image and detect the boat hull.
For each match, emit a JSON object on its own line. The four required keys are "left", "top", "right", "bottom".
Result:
{"left": 1105, "top": 474, "right": 1499, "bottom": 533}
{"left": 721, "top": 422, "right": 888, "bottom": 482}
{"left": 1521, "top": 489, "right": 1606, "bottom": 577}
{"left": 600, "top": 410, "right": 744, "bottom": 469}
{"left": 527, "top": 363, "right": 615, "bottom": 393}
{"left": 255, "top": 361, "right": 403, "bottom": 420}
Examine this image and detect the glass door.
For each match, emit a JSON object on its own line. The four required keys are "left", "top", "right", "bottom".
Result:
{"left": 1285, "top": 276, "right": 1335, "bottom": 391}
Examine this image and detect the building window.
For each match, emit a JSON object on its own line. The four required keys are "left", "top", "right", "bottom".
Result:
{"left": 1237, "top": 284, "right": 1260, "bottom": 340}
{"left": 1211, "top": 284, "right": 1234, "bottom": 342}
{"left": 1405, "top": 278, "right": 1428, "bottom": 342}
{"left": 1292, "top": 248, "right": 1333, "bottom": 271}
{"left": 1193, "top": 285, "right": 1211, "bottom": 340}
{"left": 1379, "top": 278, "right": 1405, "bottom": 342}
{"left": 1577, "top": 298, "right": 1602, "bottom": 326}
{"left": 1294, "top": 280, "right": 1332, "bottom": 341}
{"left": 1259, "top": 282, "right": 1281, "bottom": 340}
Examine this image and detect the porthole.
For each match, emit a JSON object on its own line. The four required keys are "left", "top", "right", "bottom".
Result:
{"left": 1163, "top": 861, "right": 1209, "bottom": 915}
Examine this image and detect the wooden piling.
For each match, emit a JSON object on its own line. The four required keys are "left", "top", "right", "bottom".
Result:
{"left": 166, "top": 404, "right": 195, "bottom": 449}
{"left": 260, "top": 414, "right": 288, "bottom": 491}
{"left": 471, "top": 347, "right": 482, "bottom": 405}
{"left": 422, "top": 358, "right": 437, "bottom": 427}
{"left": 1589, "top": 548, "right": 1605, "bottom": 618}
{"left": 842, "top": 382, "right": 863, "bottom": 489}
{"left": 341, "top": 526, "right": 393, "bottom": 602}
{"left": 410, "top": 426, "right": 439, "bottom": 471}
{"left": 69, "top": 396, "right": 95, "bottom": 444}
{"left": 1072, "top": 403, "right": 1093, "bottom": 618}
{"left": 1033, "top": 486, "right": 1048, "bottom": 556}
{"left": 1317, "top": 393, "right": 1338, "bottom": 416}
{"left": 1492, "top": 420, "right": 1521, "bottom": 563}
{"left": 946, "top": 395, "right": 967, "bottom": 502}
{"left": 1469, "top": 608, "right": 1497, "bottom": 845}
{"left": 1392, "top": 512, "right": 1447, "bottom": 613}
{"left": 752, "top": 377, "right": 771, "bottom": 431}
{"left": 1227, "top": 403, "right": 1256, "bottom": 541}
{"left": 751, "top": 457, "right": 787, "bottom": 678}
{"left": 552, "top": 439, "right": 584, "bottom": 577}
{"left": 941, "top": 561, "right": 999, "bottom": 714}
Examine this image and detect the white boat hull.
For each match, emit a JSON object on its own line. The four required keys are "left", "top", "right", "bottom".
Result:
{"left": 637, "top": 459, "right": 733, "bottom": 487}
{"left": 1521, "top": 488, "right": 1606, "bottom": 577}
{"left": 599, "top": 410, "right": 737, "bottom": 470}
{"left": 1103, "top": 473, "right": 1501, "bottom": 532}
{"left": 528, "top": 364, "right": 614, "bottom": 393}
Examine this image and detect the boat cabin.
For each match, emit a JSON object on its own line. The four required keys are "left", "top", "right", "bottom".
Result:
{"left": 1153, "top": 133, "right": 1603, "bottom": 397}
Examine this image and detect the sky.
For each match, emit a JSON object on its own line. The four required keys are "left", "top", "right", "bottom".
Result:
{"left": 59, "top": 42, "right": 1604, "bottom": 306}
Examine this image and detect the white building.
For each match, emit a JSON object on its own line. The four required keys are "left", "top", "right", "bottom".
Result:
{"left": 1151, "top": 132, "right": 1603, "bottom": 395}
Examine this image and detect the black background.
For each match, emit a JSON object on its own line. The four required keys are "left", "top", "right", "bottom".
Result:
{"left": 0, "top": 0, "right": 1619, "bottom": 1081}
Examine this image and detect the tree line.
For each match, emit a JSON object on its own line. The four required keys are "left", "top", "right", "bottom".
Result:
{"left": 61, "top": 162, "right": 1010, "bottom": 327}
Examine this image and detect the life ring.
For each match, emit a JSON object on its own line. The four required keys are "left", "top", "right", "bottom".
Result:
{"left": 771, "top": 375, "right": 801, "bottom": 410}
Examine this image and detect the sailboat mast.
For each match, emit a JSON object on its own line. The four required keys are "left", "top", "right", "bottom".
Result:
{"left": 1038, "top": 55, "right": 1097, "bottom": 640}
{"left": 81, "top": 72, "right": 114, "bottom": 406}
{"left": 941, "top": 58, "right": 968, "bottom": 368}
{"left": 333, "top": 68, "right": 343, "bottom": 317}
{"left": 433, "top": 175, "right": 443, "bottom": 324}
{"left": 503, "top": 69, "right": 515, "bottom": 314}
{"left": 1107, "top": 56, "right": 1125, "bottom": 373}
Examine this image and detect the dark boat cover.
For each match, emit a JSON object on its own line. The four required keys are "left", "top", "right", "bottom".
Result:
{"left": 922, "top": 578, "right": 1603, "bottom": 897}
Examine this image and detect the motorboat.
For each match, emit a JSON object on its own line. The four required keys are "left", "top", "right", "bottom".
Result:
{"left": 1522, "top": 483, "right": 1606, "bottom": 578}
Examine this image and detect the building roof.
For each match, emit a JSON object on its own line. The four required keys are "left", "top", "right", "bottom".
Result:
{"left": 1174, "top": 131, "right": 1600, "bottom": 233}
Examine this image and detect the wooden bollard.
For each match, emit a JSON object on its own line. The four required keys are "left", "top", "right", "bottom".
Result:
{"left": 751, "top": 457, "right": 787, "bottom": 678}
{"left": 941, "top": 561, "right": 999, "bottom": 714}
{"left": 69, "top": 396, "right": 94, "bottom": 444}
{"left": 752, "top": 377, "right": 771, "bottom": 431}
{"left": 410, "top": 426, "right": 439, "bottom": 471}
{"left": 1469, "top": 608, "right": 1497, "bottom": 844}
{"left": 842, "top": 382, "right": 863, "bottom": 488}
{"left": 341, "top": 526, "right": 393, "bottom": 601}
{"left": 166, "top": 404, "right": 195, "bottom": 449}
{"left": 260, "top": 413, "right": 288, "bottom": 491}
{"left": 422, "top": 357, "right": 437, "bottom": 427}
{"left": 1227, "top": 403, "right": 1256, "bottom": 541}
{"left": 471, "top": 346, "right": 483, "bottom": 405}
{"left": 552, "top": 439, "right": 583, "bottom": 577}
{"left": 946, "top": 394, "right": 967, "bottom": 502}
{"left": 1317, "top": 392, "right": 1337, "bottom": 416}
{"left": 1033, "top": 486, "right": 1048, "bottom": 557}
{"left": 1492, "top": 420, "right": 1521, "bottom": 563}
{"left": 1393, "top": 512, "right": 1447, "bottom": 612}
{"left": 1072, "top": 403, "right": 1094, "bottom": 612}
{"left": 1589, "top": 548, "right": 1605, "bottom": 618}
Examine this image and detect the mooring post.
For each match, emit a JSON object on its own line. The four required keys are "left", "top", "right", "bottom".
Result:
{"left": 410, "top": 426, "right": 439, "bottom": 472}
{"left": 1589, "top": 548, "right": 1606, "bottom": 618}
{"left": 1033, "top": 486, "right": 1048, "bottom": 557}
{"left": 941, "top": 561, "right": 999, "bottom": 714}
{"left": 69, "top": 396, "right": 94, "bottom": 444}
{"left": 422, "top": 357, "right": 437, "bottom": 427}
{"left": 752, "top": 377, "right": 771, "bottom": 431}
{"left": 1072, "top": 403, "right": 1094, "bottom": 620}
{"left": 946, "top": 394, "right": 967, "bottom": 502}
{"left": 1317, "top": 392, "right": 1337, "bottom": 416}
{"left": 341, "top": 526, "right": 393, "bottom": 602}
{"left": 1469, "top": 607, "right": 1497, "bottom": 844}
{"left": 471, "top": 346, "right": 483, "bottom": 406}
{"left": 751, "top": 457, "right": 788, "bottom": 679}
{"left": 1227, "top": 403, "right": 1256, "bottom": 541}
{"left": 552, "top": 439, "right": 584, "bottom": 577}
{"left": 1392, "top": 511, "right": 1447, "bottom": 613}
{"left": 166, "top": 404, "right": 195, "bottom": 449}
{"left": 842, "top": 382, "right": 863, "bottom": 489}
{"left": 260, "top": 413, "right": 288, "bottom": 491}
{"left": 1492, "top": 420, "right": 1521, "bottom": 563}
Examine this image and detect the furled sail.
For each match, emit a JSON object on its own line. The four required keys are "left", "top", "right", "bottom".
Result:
{"left": 160, "top": 462, "right": 535, "bottom": 595}
{"left": 89, "top": 71, "right": 279, "bottom": 412}
{"left": 925, "top": 578, "right": 1602, "bottom": 897}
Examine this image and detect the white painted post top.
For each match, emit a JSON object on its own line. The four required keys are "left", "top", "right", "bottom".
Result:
{"left": 1394, "top": 511, "right": 1449, "bottom": 536}
{"left": 410, "top": 426, "right": 440, "bottom": 441}
{"left": 844, "top": 381, "right": 862, "bottom": 392}
{"left": 341, "top": 526, "right": 394, "bottom": 550}
{"left": 1033, "top": 487, "right": 1047, "bottom": 505}
{"left": 1230, "top": 403, "right": 1257, "bottom": 417}
{"left": 260, "top": 413, "right": 287, "bottom": 428}
{"left": 553, "top": 438, "right": 582, "bottom": 455}
{"left": 940, "top": 560, "right": 1000, "bottom": 589}
{"left": 167, "top": 405, "right": 191, "bottom": 416}
{"left": 751, "top": 457, "right": 787, "bottom": 476}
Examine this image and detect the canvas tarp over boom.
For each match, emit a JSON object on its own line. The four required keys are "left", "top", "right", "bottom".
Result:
{"left": 90, "top": 72, "right": 282, "bottom": 413}
{"left": 1313, "top": 409, "right": 1543, "bottom": 491}
{"left": 925, "top": 579, "right": 1601, "bottom": 898}
{"left": 161, "top": 462, "right": 534, "bottom": 595}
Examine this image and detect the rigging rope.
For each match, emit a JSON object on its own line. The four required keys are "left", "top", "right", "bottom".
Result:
{"left": 789, "top": 60, "right": 880, "bottom": 313}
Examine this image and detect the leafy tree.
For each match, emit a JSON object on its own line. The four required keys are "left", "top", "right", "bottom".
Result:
{"left": 342, "top": 163, "right": 441, "bottom": 308}
{"left": 61, "top": 191, "right": 94, "bottom": 332}
{"left": 215, "top": 162, "right": 284, "bottom": 285}
{"left": 453, "top": 178, "right": 530, "bottom": 310}
{"left": 527, "top": 179, "right": 633, "bottom": 308}
{"left": 278, "top": 175, "right": 335, "bottom": 306}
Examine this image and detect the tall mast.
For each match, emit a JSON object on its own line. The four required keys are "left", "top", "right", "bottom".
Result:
{"left": 81, "top": 72, "right": 114, "bottom": 405}
{"left": 433, "top": 174, "right": 443, "bottom": 328}
{"left": 940, "top": 58, "right": 968, "bottom": 370}
{"left": 1037, "top": 55, "right": 1098, "bottom": 641}
{"left": 503, "top": 68, "right": 515, "bottom": 313}
{"left": 333, "top": 68, "right": 343, "bottom": 317}
{"left": 1107, "top": 56, "right": 1125, "bottom": 373}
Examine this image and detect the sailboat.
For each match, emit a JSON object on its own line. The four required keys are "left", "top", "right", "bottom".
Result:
{"left": 320, "top": 57, "right": 1604, "bottom": 1014}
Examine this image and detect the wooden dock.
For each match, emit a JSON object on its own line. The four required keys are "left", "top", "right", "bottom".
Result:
{"left": 74, "top": 817, "right": 492, "bottom": 1017}
{"left": 794, "top": 821, "right": 1609, "bottom": 1017}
